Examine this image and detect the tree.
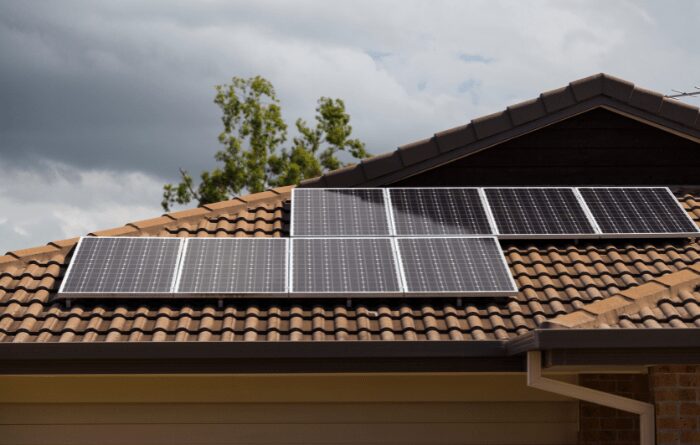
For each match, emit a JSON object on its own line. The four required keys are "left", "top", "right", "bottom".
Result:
{"left": 162, "top": 76, "right": 369, "bottom": 211}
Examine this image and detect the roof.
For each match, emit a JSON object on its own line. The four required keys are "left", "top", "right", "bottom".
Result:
{"left": 1, "top": 73, "right": 700, "bottom": 348}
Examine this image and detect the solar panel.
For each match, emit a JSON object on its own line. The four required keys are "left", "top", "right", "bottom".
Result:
{"left": 176, "top": 238, "right": 288, "bottom": 295}
{"left": 291, "top": 188, "right": 391, "bottom": 236}
{"left": 389, "top": 188, "right": 494, "bottom": 235}
{"left": 396, "top": 237, "right": 517, "bottom": 296}
{"left": 291, "top": 238, "right": 402, "bottom": 296}
{"left": 58, "top": 237, "right": 183, "bottom": 298}
{"left": 578, "top": 187, "right": 700, "bottom": 237}
{"left": 483, "top": 187, "right": 597, "bottom": 238}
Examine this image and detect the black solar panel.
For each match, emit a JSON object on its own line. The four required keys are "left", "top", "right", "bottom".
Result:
{"left": 484, "top": 187, "right": 596, "bottom": 237}
{"left": 59, "top": 237, "right": 182, "bottom": 297}
{"left": 291, "top": 238, "right": 401, "bottom": 296}
{"left": 579, "top": 187, "right": 699, "bottom": 236}
{"left": 389, "top": 188, "right": 493, "bottom": 235}
{"left": 291, "top": 188, "right": 391, "bottom": 236}
{"left": 397, "top": 237, "right": 517, "bottom": 296}
{"left": 176, "top": 238, "right": 287, "bottom": 295}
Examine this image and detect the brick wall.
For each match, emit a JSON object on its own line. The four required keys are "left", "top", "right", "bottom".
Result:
{"left": 578, "top": 374, "right": 649, "bottom": 445}
{"left": 650, "top": 365, "right": 700, "bottom": 445}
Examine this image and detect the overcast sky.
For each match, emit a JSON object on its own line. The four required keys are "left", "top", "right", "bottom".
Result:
{"left": 1, "top": 1, "right": 699, "bottom": 252}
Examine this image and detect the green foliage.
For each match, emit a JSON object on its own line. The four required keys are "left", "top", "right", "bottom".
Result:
{"left": 162, "top": 76, "right": 369, "bottom": 211}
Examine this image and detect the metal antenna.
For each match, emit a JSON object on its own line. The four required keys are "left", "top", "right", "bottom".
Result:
{"left": 665, "top": 86, "right": 700, "bottom": 100}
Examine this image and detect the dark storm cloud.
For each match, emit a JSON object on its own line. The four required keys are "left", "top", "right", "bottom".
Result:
{"left": 0, "top": 1, "right": 225, "bottom": 179}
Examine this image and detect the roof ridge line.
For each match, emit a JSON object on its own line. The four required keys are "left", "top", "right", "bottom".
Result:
{"left": 299, "top": 73, "right": 700, "bottom": 188}
{"left": 541, "top": 263, "right": 700, "bottom": 329}
{"left": 0, "top": 185, "right": 294, "bottom": 268}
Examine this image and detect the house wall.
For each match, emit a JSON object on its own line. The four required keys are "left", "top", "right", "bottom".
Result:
{"left": 650, "top": 365, "right": 700, "bottom": 445}
{"left": 392, "top": 108, "right": 700, "bottom": 187}
{"left": 0, "top": 373, "right": 579, "bottom": 445}
{"left": 577, "top": 373, "right": 649, "bottom": 445}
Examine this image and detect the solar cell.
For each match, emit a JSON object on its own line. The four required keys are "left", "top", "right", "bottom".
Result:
{"left": 578, "top": 187, "right": 700, "bottom": 237}
{"left": 389, "top": 188, "right": 494, "bottom": 235}
{"left": 58, "top": 237, "right": 183, "bottom": 297}
{"left": 291, "top": 238, "right": 402, "bottom": 296}
{"left": 291, "top": 188, "right": 391, "bottom": 236}
{"left": 484, "top": 187, "right": 597, "bottom": 238}
{"left": 396, "top": 237, "right": 517, "bottom": 296}
{"left": 176, "top": 238, "right": 288, "bottom": 295}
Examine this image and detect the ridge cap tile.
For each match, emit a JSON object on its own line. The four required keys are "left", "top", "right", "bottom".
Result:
{"left": 569, "top": 73, "right": 604, "bottom": 101}
{"left": 471, "top": 110, "right": 513, "bottom": 140}
{"left": 7, "top": 245, "right": 59, "bottom": 259}
{"left": 164, "top": 207, "right": 210, "bottom": 220}
{"left": 47, "top": 238, "right": 80, "bottom": 249}
{"left": 202, "top": 198, "right": 247, "bottom": 211}
{"left": 397, "top": 137, "right": 440, "bottom": 166}
{"left": 434, "top": 123, "right": 477, "bottom": 153}
{"left": 361, "top": 150, "right": 404, "bottom": 180}
{"left": 322, "top": 163, "right": 366, "bottom": 187}
{"left": 90, "top": 225, "right": 140, "bottom": 237}
{"left": 126, "top": 215, "right": 173, "bottom": 230}
{"left": 601, "top": 74, "right": 635, "bottom": 102}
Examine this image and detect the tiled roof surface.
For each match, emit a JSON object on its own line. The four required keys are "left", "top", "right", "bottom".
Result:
{"left": 0, "top": 188, "right": 698, "bottom": 343}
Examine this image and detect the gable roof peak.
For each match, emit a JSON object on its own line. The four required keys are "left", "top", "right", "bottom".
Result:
{"left": 302, "top": 73, "right": 700, "bottom": 188}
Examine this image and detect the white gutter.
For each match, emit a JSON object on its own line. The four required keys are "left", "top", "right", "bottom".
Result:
{"left": 526, "top": 351, "right": 655, "bottom": 445}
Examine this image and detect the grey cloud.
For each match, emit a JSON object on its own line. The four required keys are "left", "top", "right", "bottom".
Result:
{"left": 1, "top": 0, "right": 700, "bottom": 252}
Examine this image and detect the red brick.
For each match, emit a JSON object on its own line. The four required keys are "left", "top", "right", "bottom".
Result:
{"left": 652, "top": 372, "right": 679, "bottom": 388}
{"left": 679, "top": 373, "right": 700, "bottom": 387}
{"left": 656, "top": 401, "right": 679, "bottom": 417}
{"left": 679, "top": 402, "right": 700, "bottom": 416}
{"left": 681, "top": 430, "right": 700, "bottom": 445}
{"left": 655, "top": 388, "right": 696, "bottom": 401}
{"left": 657, "top": 430, "right": 680, "bottom": 445}
{"left": 615, "top": 429, "right": 638, "bottom": 442}
{"left": 601, "top": 417, "right": 634, "bottom": 430}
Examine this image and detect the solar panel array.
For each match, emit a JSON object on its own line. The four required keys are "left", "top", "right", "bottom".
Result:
{"left": 59, "top": 186, "right": 697, "bottom": 300}
{"left": 292, "top": 187, "right": 698, "bottom": 239}
{"left": 58, "top": 235, "right": 517, "bottom": 298}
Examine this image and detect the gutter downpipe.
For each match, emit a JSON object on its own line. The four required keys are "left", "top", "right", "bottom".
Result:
{"left": 526, "top": 351, "right": 655, "bottom": 445}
